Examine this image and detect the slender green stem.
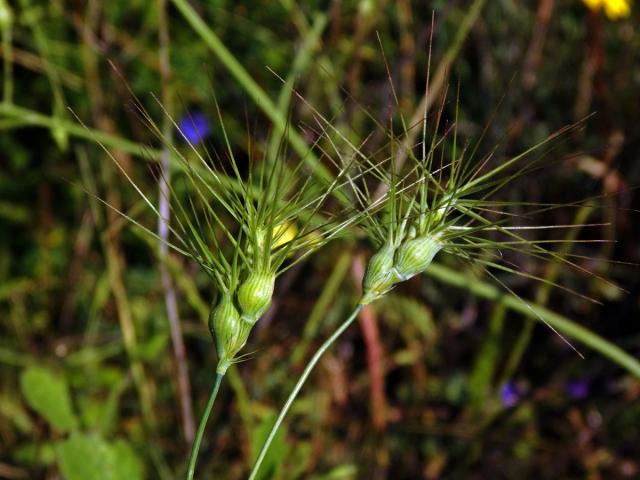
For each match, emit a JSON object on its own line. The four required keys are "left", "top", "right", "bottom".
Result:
{"left": 425, "top": 263, "right": 640, "bottom": 379}
{"left": 501, "top": 205, "right": 593, "bottom": 381}
{"left": 187, "top": 372, "right": 225, "bottom": 480}
{"left": 19, "top": 0, "right": 66, "bottom": 120}
{"left": 248, "top": 304, "right": 364, "bottom": 480}
{"left": 252, "top": 260, "right": 639, "bottom": 480}
{"left": 1, "top": 12, "right": 13, "bottom": 105}
{"left": 0, "top": 102, "right": 157, "bottom": 158}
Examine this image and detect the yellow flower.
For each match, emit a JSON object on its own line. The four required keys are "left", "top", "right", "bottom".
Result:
{"left": 271, "top": 222, "right": 298, "bottom": 249}
{"left": 604, "top": 0, "right": 631, "bottom": 18}
{"left": 582, "top": 0, "right": 632, "bottom": 19}
{"left": 583, "top": 0, "right": 603, "bottom": 9}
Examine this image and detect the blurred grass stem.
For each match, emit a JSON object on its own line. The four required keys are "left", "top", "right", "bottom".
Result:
{"left": 0, "top": 102, "right": 157, "bottom": 157}
{"left": 500, "top": 204, "right": 594, "bottom": 381}
{"left": 291, "top": 250, "right": 351, "bottom": 365}
{"left": 425, "top": 262, "right": 640, "bottom": 379}
{"left": 373, "top": 0, "right": 486, "bottom": 199}
{"left": 169, "top": 0, "right": 333, "bottom": 183}
{"left": 157, "top": 0, "right": 195, "bottom": 445}
{"left": 1, "top": 6, "right": 12, "bottom": 104}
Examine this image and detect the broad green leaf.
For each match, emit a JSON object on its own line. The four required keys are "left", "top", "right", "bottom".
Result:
{"left": 111, "top": 439, "right": 145, "bottom": 480}
{"left": 57, "top": 433, "right": 113, "bottom": 480}
{"left": 20, "top": 366, "right": 77, "bottom": 432}
{"left": 56, "top": 433, "right": 144, "bottom": 480}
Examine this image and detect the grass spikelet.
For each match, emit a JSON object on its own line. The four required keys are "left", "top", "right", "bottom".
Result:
{"left": 76, "top": 75, "right": 364, "bottom": 478}
{"left": 248, "top": 50, "right": 624, "bottom": 478}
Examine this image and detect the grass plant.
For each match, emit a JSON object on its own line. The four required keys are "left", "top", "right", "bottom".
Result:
{"left": 89, "top": 55, "right": 634, "bottom": 480}
{"left": 248, "top": 68, "right": 628, "bottom": 478}
{"left": 81, "top": 83, "right": 376, "bottom": 477}
{"left": 3, "top": 2, "right": 640, "bottom": 478}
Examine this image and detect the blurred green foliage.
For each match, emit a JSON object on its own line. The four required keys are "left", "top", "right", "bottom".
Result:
{"left": 1, "top": 0, "right": 639, "bottom": 479}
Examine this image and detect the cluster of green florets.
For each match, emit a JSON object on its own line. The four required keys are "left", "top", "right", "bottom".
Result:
{"left": 209, "top": 269, "right": 276, "bottom": 374}
{"left": 361, "top": 230, "right": 442, "bottom": 305}
{"left": 207, "top": 221, "right": 305, "bottom": 372}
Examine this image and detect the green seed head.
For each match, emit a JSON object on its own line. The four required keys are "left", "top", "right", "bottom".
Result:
{"left": 237, "top": 270, "right": 276, "bottom": 322}
{"left": 209, "top": 293, "right": 244, "bottom": 369}
{"left": 361, "top": 244, "right": 398, "bottom": 305}
{"left": 394, "top": 234, "right": 442, "bottom": 281}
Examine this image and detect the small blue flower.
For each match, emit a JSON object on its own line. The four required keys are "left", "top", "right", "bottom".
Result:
{"left": 565, "top": 379, "right": 589, "bottom": 400}
{"left": 500, "top": 382, "right": 520, "bottom": 408}
{"left": 177, "top": 112, "right": 211, "bottom": 145}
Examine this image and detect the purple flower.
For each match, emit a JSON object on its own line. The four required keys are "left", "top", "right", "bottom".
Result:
{"left": 565, "top": 379, "right": 589, "bottom": 400}
{"left": 177, "top": 112, "right": 211, "bottom": 145}
{"left": 500, "top": 382, "right": 520, "bottom": 408}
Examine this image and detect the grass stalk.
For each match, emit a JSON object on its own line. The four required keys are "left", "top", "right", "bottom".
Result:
{"left": 1, "top": 4, "right": 12, "bottom": 104}
{"left": 373, "top": 0, "right": 487, "bottom": 198}
{"left": 169, "top": 0, "right": 333, "bottom": 183}
{"left": 81, "top": 151, "right": 158, "bottom": 434}
{"left": 18, "top": 0, "right": 67, "bottom": 144}
{"left": 251, "top": 252, "right": 640, "bottom": 476}
{"left": 468, "top": 301, "right": 506, "bottom": 409}
{"left": 151, "top": 229, "right": 256, "bottom": 445}
{"left": 248, "top": 304, "right": 364, "bottom": 480}
{"left": 78, "top": 114, "right": 169, "bottom": 478}
{"left": 186, "top": 372, "right": 224, "bottom": 480}
{"left": 0, "top": 102, "right": 157, "bottom": 157}
{"left": 500, "top": 204, "right": 594, "bottom": 381}
{"left": 425, "top": 262, "right": 640, "bottom": 379}
{"left": 358, "top": 300, "right": 386, "bottom": 430}
{"left": 267, "top": 12, "right": 327, "bottom": 164}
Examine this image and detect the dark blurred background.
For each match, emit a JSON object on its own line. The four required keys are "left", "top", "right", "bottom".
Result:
{"left": 1, "top": 1, "right": 639, "bottom": 478}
